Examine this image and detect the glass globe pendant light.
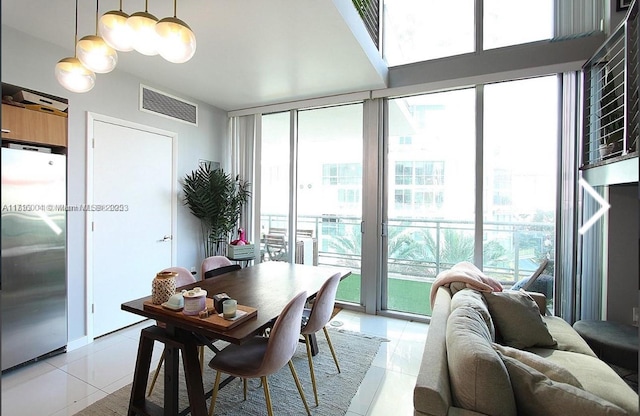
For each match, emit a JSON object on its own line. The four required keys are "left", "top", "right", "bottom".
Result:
{"left": 77, "top": 0, "right": 118, "bottom": 73}
{"left": 55, "top": 0, "right": 96, "bottom": 93}
{"left": 127, "top": 0, "right": 160, "bottom": 56}
{"left": 156, "top": 0, "right": 196, "bottom": 63}
{"left": 98, "top": 0, "right": 134, "bottom": 51}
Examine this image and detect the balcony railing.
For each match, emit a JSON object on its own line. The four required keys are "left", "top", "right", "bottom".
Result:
{"left": 352, "top": 0, "right": 380, "bottom": 49}
{"left": 262, "top": 214, "right": 554, "bottom": 286}
{"left": 582, "top": 0, "right": 639, "bottom": 167}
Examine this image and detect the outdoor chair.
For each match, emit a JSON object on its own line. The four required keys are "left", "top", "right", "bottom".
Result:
{"left": 265, "top": 233, "right": 288, "bottom": 261}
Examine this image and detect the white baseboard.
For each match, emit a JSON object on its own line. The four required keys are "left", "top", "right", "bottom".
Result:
{"left": 66, "top": 336, "right": 90, "bottom": 352}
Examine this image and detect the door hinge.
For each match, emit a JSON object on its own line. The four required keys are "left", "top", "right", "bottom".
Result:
{"left": 92, "top": 221, "right": 95, "bottom": 231}
{"left": 92, "top": 304, "right": 95, "bottom": 314}
{"left": 92, "top": 138, "right": 95, "bottom": 148}
{"left": 381, "top": 222, "right": 388, "bottom": 237}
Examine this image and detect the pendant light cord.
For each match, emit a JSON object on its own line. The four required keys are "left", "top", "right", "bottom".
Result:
{"left": 74, "top": 0, "right": 79, "bottom": 54}
{"left": 95, "top": 0, "right": 99, "bottom": 35}
{"left": 173, "top": 0, "right": 177, "bottom": 18}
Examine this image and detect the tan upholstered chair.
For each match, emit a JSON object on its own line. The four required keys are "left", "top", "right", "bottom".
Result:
{"left": 148, "top": 267, "right": 197, "bottom": 396}
{"left": 207, "top": 291, "right": 311, "bottom": 416}
{"left": 300, "top": 272, "right": 342, "bottom": 405}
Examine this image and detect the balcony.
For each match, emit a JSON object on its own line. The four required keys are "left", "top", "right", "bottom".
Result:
{"left": 263, "top": 214, "right": 554, "bottom": 315}
{"left": 581, "top": 0, "right": 638, "bottom": 185}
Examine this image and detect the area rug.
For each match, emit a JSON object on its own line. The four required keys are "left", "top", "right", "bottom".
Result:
{"left": 74, "top": 329, "right": 387, "bottom": 415}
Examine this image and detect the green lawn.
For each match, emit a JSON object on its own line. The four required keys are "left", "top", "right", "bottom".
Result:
{"left": 336, "top": 273, "right": 433, "bottom": 316}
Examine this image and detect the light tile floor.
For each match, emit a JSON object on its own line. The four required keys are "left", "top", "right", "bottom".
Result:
{"left": 1, "top": 310, "right": 428, "bottom": 416}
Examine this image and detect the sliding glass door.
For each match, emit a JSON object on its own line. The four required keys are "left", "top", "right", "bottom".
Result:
{"left": 298, "top": 104, "right": 364, "bottom": 303}
{"left": 258, "top": 77, "right": 559, "bottom": 317}
{"left": 382, "top": 77, "right": 559, "bottom": 317}
{"left": 260, "top": 112, "right": 291, "bottom": 262}
{"left": 259, "top": 104, "right": 364, "bottom": 305}
{"left": 483, "top": 76, "right": 558, "bottom": 306}
{"left": 385, "top": 90, "right": 476, "bottom": 315}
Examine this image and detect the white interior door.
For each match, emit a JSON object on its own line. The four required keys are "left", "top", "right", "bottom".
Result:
{"left": 91, "top": 118, "right": 175, "bottom": 337}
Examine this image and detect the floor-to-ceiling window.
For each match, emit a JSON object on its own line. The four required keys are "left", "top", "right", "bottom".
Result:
{"left": 385, "top": 90, "right": 476, "bottom": 315}
{"left": 259, "top": 104, "right": 365, "bottom": 304}
{"left": 381, "top": 77, "right": 559, "bottom": 317}
{"left": 483, "top": 76, "right": 558, "bottom": 306}
{"left": 298, "top": 104, "right": 364, "bottom": 303}
{"left": 260, "top": 112, "right": 291, "bottom": 261}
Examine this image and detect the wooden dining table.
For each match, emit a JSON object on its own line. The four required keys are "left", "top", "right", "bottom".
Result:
{"left": 121, "top": 262, "right": 351, "bottom": 416}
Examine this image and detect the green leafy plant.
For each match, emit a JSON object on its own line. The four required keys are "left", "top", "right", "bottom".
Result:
{"left": 182, "top": 163, "right": 251, "bottom": 257}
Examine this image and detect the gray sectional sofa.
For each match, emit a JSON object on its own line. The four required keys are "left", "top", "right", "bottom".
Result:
{"left": 414, "top": 285, "right": 639, "bottom": 416}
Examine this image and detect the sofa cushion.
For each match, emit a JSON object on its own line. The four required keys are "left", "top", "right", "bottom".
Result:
{"left": 446, "top": 306, "right": 516, "bottom": 416}
{"left": 498, "top": 353, "right": 627, "bottom": 416}
{"left": 483, "top": 290, "right": 557, "bottom": 349}
{"left": 527, "top": 348, "right": 640, "bottom": 416}
{"left": 492, "top": 343, "right": 582, "bottom": 388}
{"left": 542, "top": 316, "right": 597, "bottom": 357}
{"left": 451, "top": 289, "right": 495, "bottom": 340}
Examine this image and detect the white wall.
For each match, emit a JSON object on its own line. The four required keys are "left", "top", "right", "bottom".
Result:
{"left": 1, "top": 25, "right": 229, "bottom": 345}
{"left": 606, "top": 184, "right": 639, "bottom": 325}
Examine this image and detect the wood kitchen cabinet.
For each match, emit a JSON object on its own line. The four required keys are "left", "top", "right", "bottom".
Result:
{"left": 1, "top": 104, "right": 67, "bottom": 147}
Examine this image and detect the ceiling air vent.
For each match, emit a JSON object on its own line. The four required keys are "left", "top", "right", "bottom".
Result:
{"left": 140, "top": 85, "right": 198, "bottom": 126}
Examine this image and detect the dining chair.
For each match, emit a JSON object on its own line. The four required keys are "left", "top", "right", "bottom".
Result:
{"left": 200, "top": 255, "right": 233, "bottom": 280}
{"left": 300, "top": 272, "right": 342, "bottom": 406}
{"left": 148, "top": 266, "right": 198, "bottom": 396}
{"left": 264, "top": 233, "right": 288, "bottom": 262}
{"left": 204, "top": 263, "right": 241, "bottom": 279}
{"left": 207, "top": 291, "right": 311, "bottom": 416}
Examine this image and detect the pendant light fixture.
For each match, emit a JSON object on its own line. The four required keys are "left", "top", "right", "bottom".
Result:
{"left": 156, "top": 0, "right": 196, "bottom": 63}
{"left": 77, "top": 0, "right": 118, "bottom": 73}
{"left": 127, "top": 0, "right": 160, "bottom": 56}
{"left": 55, "top": 0, "right": 96, "bottom": 93}
{"left": 99, "top": 0, "right": 134, "bottom": 51}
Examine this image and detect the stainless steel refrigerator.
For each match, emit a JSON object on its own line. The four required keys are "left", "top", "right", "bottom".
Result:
{"left": 1, "top": 145, "right": 67, "bottom": 371}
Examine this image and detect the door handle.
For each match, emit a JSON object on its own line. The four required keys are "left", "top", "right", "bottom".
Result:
{"left": 159, "top": 235, "right": 172, "bottom": 242}
{"left": 1, "top": 129, "right": 10, "bottom": 134}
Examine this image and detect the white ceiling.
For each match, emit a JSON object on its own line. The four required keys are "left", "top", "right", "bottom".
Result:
{"left": 1, "top": 0, "right": 388, "bottom": 111}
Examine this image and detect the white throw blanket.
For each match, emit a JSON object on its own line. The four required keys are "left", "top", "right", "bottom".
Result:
{"left": 430, "top": 261, "right": 503, "bottom": 308}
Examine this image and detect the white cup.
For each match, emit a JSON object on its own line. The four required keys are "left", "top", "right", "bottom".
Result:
{"left": 223, "top": 299, "right": 237, "bottom": 319}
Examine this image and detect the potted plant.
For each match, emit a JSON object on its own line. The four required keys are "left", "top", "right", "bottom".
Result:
{"left": 599, "top": 67, "right": 625, "bottom": 159}
{"left": 182, "top": 163, "right": 251, "bottom": 257}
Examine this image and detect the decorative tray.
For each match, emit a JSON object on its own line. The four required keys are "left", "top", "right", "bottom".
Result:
{"left": 144, "top": 298, "right": 257, "bottom": 331}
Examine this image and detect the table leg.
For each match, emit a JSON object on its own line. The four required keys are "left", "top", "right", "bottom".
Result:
{"left": 181, "top": 336, "right": 208, "bottom": 416}
{"left": 127, "top": 326, "right": 208, "bottom": 416}
{"left": 128, "top": 327, "right": 155, "bottom": 416}
{"left": 163, "top": 343, "right": 179, "bottom": 415}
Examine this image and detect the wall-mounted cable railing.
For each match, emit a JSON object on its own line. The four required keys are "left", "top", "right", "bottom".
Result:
{"left": 582, "top": 0, "right": 638, "bottom": 167}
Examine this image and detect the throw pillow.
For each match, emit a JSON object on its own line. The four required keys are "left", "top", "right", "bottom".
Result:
{"left": 498, "top": 353, "right": 627, "bottom": 416}
{"left": 451, "top": 289, "right": 495, "bottom": 340}
{"left": 446, "top": 306, "right": 516, "bottom": 416}
{"left": 492, "top": 343, "right": 582, "bottom": 388}
{"left": 483, "top": 289, "right": 557, "bottom": 349}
